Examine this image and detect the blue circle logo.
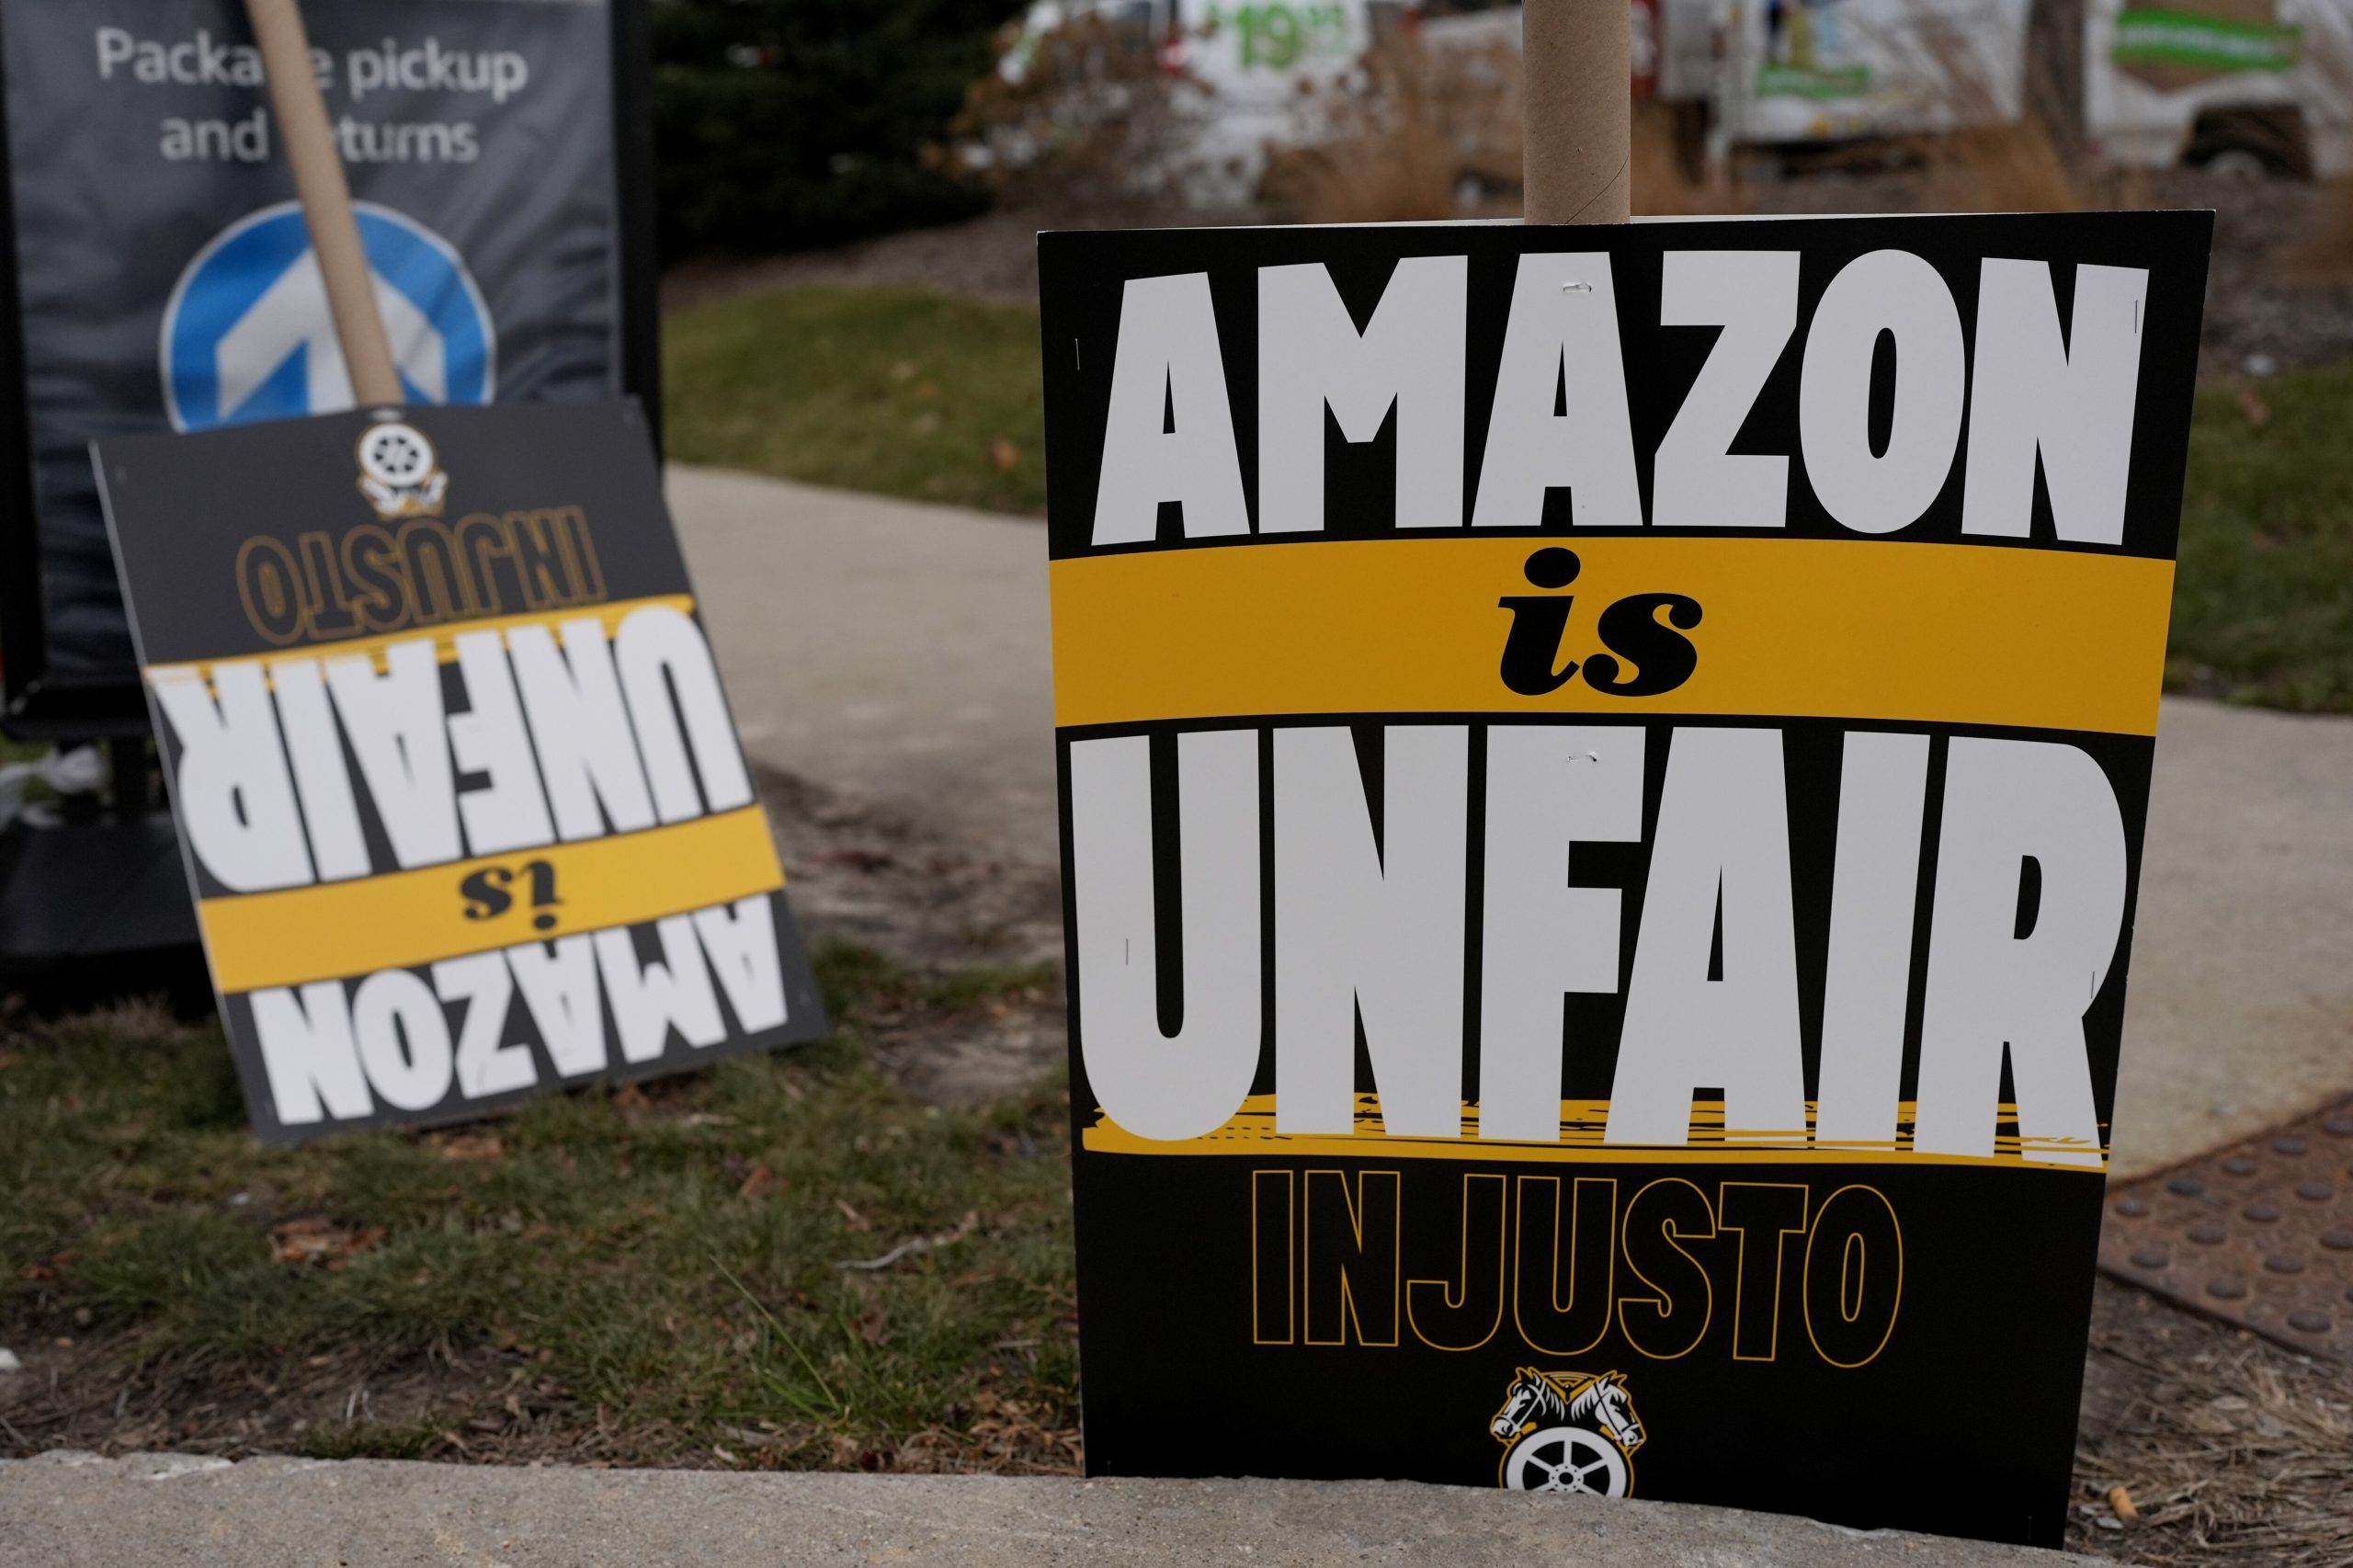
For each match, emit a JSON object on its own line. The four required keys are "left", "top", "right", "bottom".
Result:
{"left": 161, "top": 200, "right": 496, "bottom": 431}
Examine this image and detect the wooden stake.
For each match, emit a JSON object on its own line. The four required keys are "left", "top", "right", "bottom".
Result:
{"left": 1522, "top": 0, "right": 1631, "bottom": 224}
{"left": 243, "top": 0, "right": 403, "bottom": 406}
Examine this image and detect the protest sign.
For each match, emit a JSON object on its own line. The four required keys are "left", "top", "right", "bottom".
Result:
{"left": 1040, "top": 210, "right": 2210, "bottom": 1546}
{"left": 0, "top": 0, "right": 653, "bottom": 729}
{"left": 95, "top": 401, "right": 824, "bottom": 1142}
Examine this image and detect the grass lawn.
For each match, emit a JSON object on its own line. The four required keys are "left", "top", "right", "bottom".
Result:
{"left": 665, "top": 284, "right": 2353, "bottom": 715}
{"left": 2170, "top": 368, "right": 2353, "bottom": 711}
{"left": 664, "top": 286, "right": 1047, "bottom": 516}
{"left": 0, "top": 946, "right": 1078, "bottom": 1471}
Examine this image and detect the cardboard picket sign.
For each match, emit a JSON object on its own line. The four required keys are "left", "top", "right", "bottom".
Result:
{"left": 1040, "top": 210, "right": 2211, "bottom": 1547}
{"left": 94, "top": 400, "right": 825, "bottom": 1142}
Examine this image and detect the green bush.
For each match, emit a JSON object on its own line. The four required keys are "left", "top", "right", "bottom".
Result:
{"left": 653, "top": 0, "right": 1016, "bottom": 258}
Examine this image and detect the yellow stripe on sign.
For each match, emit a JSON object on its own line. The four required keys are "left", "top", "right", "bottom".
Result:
{"left": 144, "top": 594, "right": 698, "bottom": 685}
{"left": 1049, "top": 537, "right": 2175, "bottom": 737}
{"left": 1081, "top": 1095, "right": 2105, "bottom": 1174}
{"left": 199, "top": 805, "right": 784, "bottom": 994}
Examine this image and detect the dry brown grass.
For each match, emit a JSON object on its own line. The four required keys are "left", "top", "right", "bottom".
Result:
{"left": 1261, "top": 38, "right": 1727, "bottom": 224}
{"left": 1915, "top": 118, "right": 2086, "bottom": 213}
{"left": 2275, "top": 180, "right": 2353, "bottom": 286}
{"left": 2269, "top": 35, "right": 2353, "bottom": 284}
{"left": 2073, "top": 1282, "right": 2353, "bottom": 1567}
{"left": 1630, "top": 101, "right": 1732, "bottom": 217}
{"left": 1260, "top": 35, "right": 1520, "bottom": 224}
{"left": 957, "top": 17, "right": 1210, "bottom": 210}
{"left": 1900, "top": 12, "right": 2086, "bottom": 214}
{"left": 1833, "top": 3, "right": 2082, "bottom": 217}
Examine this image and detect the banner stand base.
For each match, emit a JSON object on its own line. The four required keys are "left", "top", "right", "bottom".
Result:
{"left": 0, "top": 806, "right": 206, "bottom": 1010}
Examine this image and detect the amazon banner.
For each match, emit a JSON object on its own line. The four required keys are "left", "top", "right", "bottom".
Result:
{"left": 0, "top": 0, "right": 647, "bottom": 723}
{"left": 94, "top": 401, "right": 824, "bottom": 1142}
{"left": 1039, "top": 211, "right": 2210, "bottom": 1546}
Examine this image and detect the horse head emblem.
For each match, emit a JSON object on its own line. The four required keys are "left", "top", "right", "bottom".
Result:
{"left": 1488, "top": 1368, "right": 1646, "bottom": 1497}
{"left": 1490, "top": 1368, "right": 1552, "bottom": 1440}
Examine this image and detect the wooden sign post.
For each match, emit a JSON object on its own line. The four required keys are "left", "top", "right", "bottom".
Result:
{"left": 1523, "top": 0, "right": 1631, "bottom": 224}
{"left": 242, "top": 0, "right": 403, "bottom": 404}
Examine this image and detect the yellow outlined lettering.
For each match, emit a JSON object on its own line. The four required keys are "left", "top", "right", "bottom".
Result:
{"left": 1802, "top": 1184, "right": 1904, "bottom": 1368}
{"left": 1406, "top": 1173, "right": 1506, "bottom": 1352}
{"left": 1720, "top": 1182, "right": 1809, "bottom": 1363}
{"left": 1303, "top": 1168, "right": 1401, "bottom": 1346}
{"left": 1616, "top": 1177, "right": 1718, "bottom": 1360}
{"left": 1513, "top": 1174, "right": 1619, "bottom": 1358}
{"left": 1252, "top": 1169, "right": 1296, "bottom": 1345}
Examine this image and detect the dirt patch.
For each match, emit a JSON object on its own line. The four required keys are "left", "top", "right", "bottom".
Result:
{"left": 661, "top": 200, "right": 1249, "bottom": 315}
{"left": 665, "top": 172, "right": 2353, "bottom": 381}
{"left": 0, "top": 1337, "right": 607, "bottom": 1467}
{"left": 662, "top": 210, "right": 1050, "bottom": 313}
{"left": 759, "top": 766, "right": 1062, "bottom": 975}
{"left": 0, "top": 1335, "right": 1078, "bottom": 1475}
{"left": 2168, "top": 175, "right": 2353, "bottom": 376}
{"left": 1674, "top": 165, "right": 2353, "bottom": 376}
{"left": 756, "top": 765, "right": 1067, "bottom": 1107}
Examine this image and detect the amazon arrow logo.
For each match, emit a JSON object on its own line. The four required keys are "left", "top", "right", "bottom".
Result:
{"left": 163, "top": 199, "right": 496, "bottom": 431}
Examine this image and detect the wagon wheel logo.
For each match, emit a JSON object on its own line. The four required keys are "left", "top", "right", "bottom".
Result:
{"left": 356, "top": 418, "right": 449, "bottom": 520}
{"left": 1488, "top": 1367, "right": 1646, "bottom": 1497}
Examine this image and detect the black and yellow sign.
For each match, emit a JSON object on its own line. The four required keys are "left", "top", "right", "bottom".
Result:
{"left": 1040, "top": 211, "right": 2211, "bottom": 1546}
{"left": 96, "top": 401, "right": 824, "bottom": 1142}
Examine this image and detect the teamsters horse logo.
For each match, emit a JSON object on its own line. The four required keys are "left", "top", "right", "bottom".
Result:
{"left": 1489, "top": 1368, "right": 1647, "bottom": 1496}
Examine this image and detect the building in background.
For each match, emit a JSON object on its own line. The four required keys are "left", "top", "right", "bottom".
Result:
{"left": 2086, "top": 0, "right": 2353, "bottom": 176}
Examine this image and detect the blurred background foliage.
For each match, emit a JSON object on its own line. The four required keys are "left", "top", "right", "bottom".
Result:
{"left": 653, "top": 0, "right": 1018, "bottom": 256}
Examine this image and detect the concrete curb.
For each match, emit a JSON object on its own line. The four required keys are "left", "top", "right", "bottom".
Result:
{"left": 0, "top": 1452, "right": 2099, "bottom": 1567}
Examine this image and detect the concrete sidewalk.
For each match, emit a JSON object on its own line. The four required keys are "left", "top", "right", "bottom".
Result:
{"left": 673, "top": 465, "right": 1058, "bottom": 868}
{"left": 2117, "top": 699, "right": 2353, "bottom": 1178}
{"left": 668, "top": 466, "right": 2353, "bottom": 1180}
{"left": 0, "top": 1453, "right": 2086, "bottom": 1568}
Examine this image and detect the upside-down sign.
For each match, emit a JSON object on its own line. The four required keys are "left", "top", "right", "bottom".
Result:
{"left": 1040, "top": 211, "right": 2210, "bottom": 1546}
{"left": 96, "top": 402, "right": 825, "bottom": 1142}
